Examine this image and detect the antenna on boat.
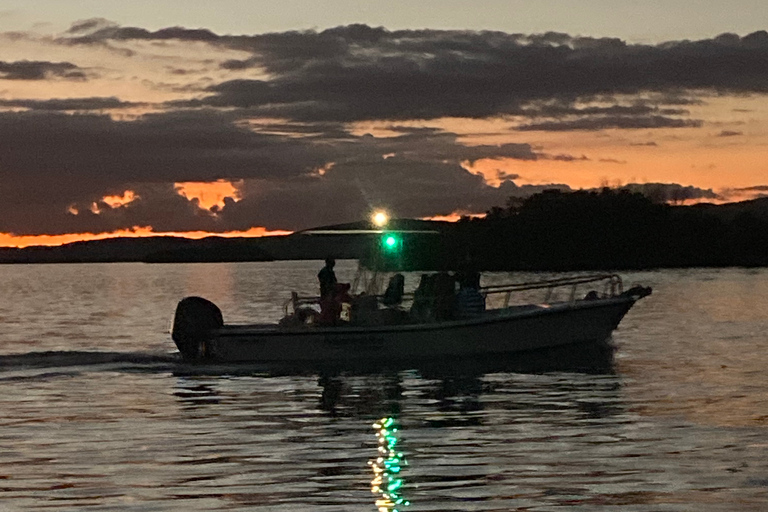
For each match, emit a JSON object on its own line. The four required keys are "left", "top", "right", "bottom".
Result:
{"left": 365, "top": 210, "right": 397, "bottom": 294}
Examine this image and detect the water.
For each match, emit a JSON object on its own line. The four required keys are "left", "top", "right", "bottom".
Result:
{"left": 1, "top": 262, "right": 767, "bottom": 511}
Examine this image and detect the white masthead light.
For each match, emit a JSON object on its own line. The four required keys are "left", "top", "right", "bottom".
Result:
{"left": 372, "top": 211, "right": 389, "bottom": 227}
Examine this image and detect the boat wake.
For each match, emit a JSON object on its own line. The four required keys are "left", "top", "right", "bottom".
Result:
{"left": 0, "top": 340, "right": 616, "bottom": 381}
{"left": 0, "top": 350, "right": 180, "bottom": 380}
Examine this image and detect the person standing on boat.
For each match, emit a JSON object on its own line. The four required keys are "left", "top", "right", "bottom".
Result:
{"left": 318, "top": 258, "right": 337, "bottom": 298}
{"left": 317, "top": 258, "right": 349, "bottom": 325}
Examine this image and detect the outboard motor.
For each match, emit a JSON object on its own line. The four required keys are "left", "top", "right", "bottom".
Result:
{"left": 171, "top": 296, "right": 223, "bottom": 361}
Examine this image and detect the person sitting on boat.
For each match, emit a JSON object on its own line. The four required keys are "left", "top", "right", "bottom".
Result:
{"left": 318, "top": 282, "right": 351, "bottom": 325}
{"left": 318, "top": 258, "right": 337, "bottom": 299}
{"left": 410, "top": 274, "right": 434, "bottom": 322}
{"left": 432, "top": 272, "right": 457, "bottom": 320}
{"left": 410, "top": 272, "right": 456, "bottom": 322}
{"left": 455, "top": 271, "right": 485, "bottom": 318}
{"left": 381, "top": 273, "right": 405, "bottom": 306}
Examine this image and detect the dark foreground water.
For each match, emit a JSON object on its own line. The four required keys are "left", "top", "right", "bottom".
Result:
{"left": 1, "top": 262, "right": 767, "bottom": 511}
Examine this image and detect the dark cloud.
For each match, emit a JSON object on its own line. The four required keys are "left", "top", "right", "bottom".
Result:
{"left": 717, "top": 130, "right": 744, "bottom": 137}
{"left": 620, "top": 183, "right": 719, "bottom": 203}
{"left": 213, "top": 129, "right": 539, "bottom": 231}
{"left": 63, "top": 19, "right": 219, "bottom": 44}
{"left": 0, "top": 60, "right": 85, "bottom": 80}
{"left": 548, "top": 154, "right": 589, "bottom": 161}
{"left": 734, "top": 185, "right": 768, "bottom": 192}
{"left": 521, "top": 103, "right": 688, "bottom": 118}
{"left": 352, "top": 126, "right": 537, "bottom": 163}
{"left": 516, "top": 116, "right": 702, "bottom": 131}
{"left": 0, "top": 110, "right": 325, "bottom": 185}
{"left": 0, "top": 97, "right": 135, "bottom": 111}
{"left": 220, "top": 162, "right": 493, "bottom": 230}
{"left": 0, "top": 110, "right": 323, "bottom": 234}
{"left": 718, "top": 185, "right": 768, "bottom": 202}
{"left": 496, "top": 171, "right": 520, "bottom": 181}
{"left": 630, "top": 141, "right": 659, "bottom": 146}
{"left": 0, "top": 104, "right": 723, "bottom": 235}
{"left": 59, "top": 22, "right": 768, "bottom": 123}
{"left": 514, "top": 102, "right": 694, "bottom": 134}
{"left": 218, "top": 164, "right": 573, "bottom": 231}
{"left": 66, "top": 18, "right": 116, "bottom": 34}
{"left": 220, "top": 59, "right": 252, "bottom": 70}
{"left": 0, "top": 109, "right": 542, "bottom": 234}
{"left": 599, "top": 158, "right": 627, "bottom": 164}
{"left": 646, "top": 93, "right": 705, "bottom": 106}
{"left": 33, "top": 183, "right": 224, "bottom": 236}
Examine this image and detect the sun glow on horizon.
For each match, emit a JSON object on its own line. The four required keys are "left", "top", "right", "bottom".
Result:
{"left": 421, "top": 212, "right": 487, "bottom": 222}
{"left": 0, "top": 226, "right": 292, "bottom": 249}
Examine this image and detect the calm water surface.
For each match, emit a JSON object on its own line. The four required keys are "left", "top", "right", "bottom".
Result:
{"left": 1, "top": 262, "right": 767, "bottom": 511}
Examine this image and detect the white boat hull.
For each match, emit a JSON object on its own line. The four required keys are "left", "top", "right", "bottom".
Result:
{"left": 185, "top": 297, "right": 638, "bottom": 363}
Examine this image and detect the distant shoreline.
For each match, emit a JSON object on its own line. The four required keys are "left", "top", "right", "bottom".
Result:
{"left": 2, "top": 191, "right": 768, "bottom": 269}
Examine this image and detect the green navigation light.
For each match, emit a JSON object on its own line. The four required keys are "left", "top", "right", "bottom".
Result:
{"left": 382, "top": 234, "right": 401, "bottom": 252}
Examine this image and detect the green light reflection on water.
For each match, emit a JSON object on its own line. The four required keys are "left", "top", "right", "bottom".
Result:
{"left": 369, "top": 416, "right": 410, "bottom": 512}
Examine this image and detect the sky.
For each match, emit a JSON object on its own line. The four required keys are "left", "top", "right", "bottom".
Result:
{"left": 1, "top": 1, "right": 768, "bottom": 246}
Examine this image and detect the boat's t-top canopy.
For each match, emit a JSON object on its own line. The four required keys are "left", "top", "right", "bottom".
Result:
{"left": 285, "top": 272, "right": 640, "bottom": 317}
{"left": 301, "top": 229, "right": 439, "bottom": 235}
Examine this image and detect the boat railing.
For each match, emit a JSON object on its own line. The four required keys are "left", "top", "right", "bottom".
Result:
{"left": 283, "top": 274, "right": 623, "bottom": 316}
{"left": 480, "top": 274, "right": 623, "bottom": 307}
{"left": 284, "top": 291, "right": 321, "bottom": 316}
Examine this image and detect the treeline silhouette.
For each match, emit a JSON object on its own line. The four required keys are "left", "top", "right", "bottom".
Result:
{"left": 412, "top": 189, "right": 768, "bottom": 271}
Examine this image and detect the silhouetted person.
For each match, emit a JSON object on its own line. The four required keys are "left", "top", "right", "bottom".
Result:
{"left": 456, "top": 254, "right": 480, "bottom": 290}
{"left": 381, "top": 273, "right": 405, "bottom": 306}
{"left": 454, "top": 254, "right": 484, "bottom": 318}
{"left": 318, "top": 258, "right": 348, "bottom": 325}
{"left": 410, "top": 274, "right": 434, "bottom": 322}
{"left": 318, "top": 258, "right": 337, "bottom": 299}
{"left": 456, "top": 279, "right": 485, "bottom": 318}
{"left": 432, "top": 272, "right": 456, "bottom": 320}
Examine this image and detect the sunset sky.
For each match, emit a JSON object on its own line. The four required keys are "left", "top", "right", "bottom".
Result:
{"left": 1, "top": 1, "right": 768, "bottom": 246}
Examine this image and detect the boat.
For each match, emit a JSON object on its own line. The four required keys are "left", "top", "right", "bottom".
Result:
{"left": 171, "top": 272, "right": 651, "bottom": 364}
